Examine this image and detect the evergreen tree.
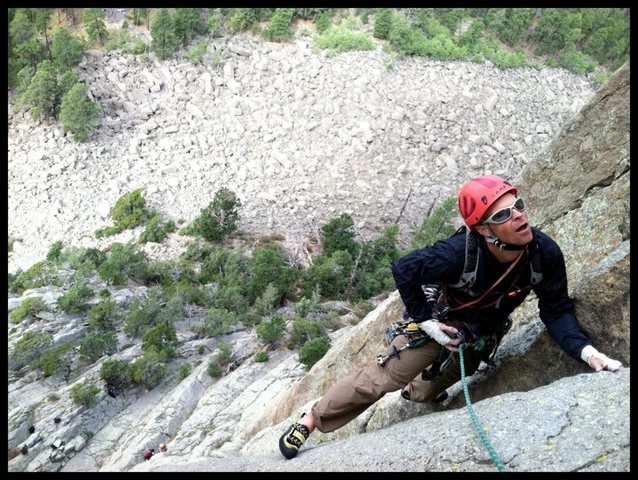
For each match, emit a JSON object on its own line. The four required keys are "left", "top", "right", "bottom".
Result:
{"left": 25, "top": 60, "right": 58, "bottom": 120}
{"left": 51, "top": 28, "right": 85, "bottom": 70}
{"left": 60, "top": 83, "right": 100, "bottom": 142}
{"left": 151, "top": 9, "right": 179, "bottom": 59}
{"left": 173, "top": 8, "right": 206, "bottom": 46}
{"left": 151, "top": 8, "right": 178, "bottom": 59}
{"left": 33, "top": 8, "right": 53, "bottom": 55}
{"left": 373, "top": 8, "right": 393, "bottom": 39}
{"left": 83, "top": 8, "right": 109, "bottom": 46}
{"left": 262, "top": 8, "right": 294, "bottom": 42}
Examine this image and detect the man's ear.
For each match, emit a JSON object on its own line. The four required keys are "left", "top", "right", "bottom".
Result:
{"left": 474, "top": 225, "right": 489, "bottom": 237}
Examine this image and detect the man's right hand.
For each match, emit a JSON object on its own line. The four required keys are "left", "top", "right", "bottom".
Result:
{"left": 419, "top": 320, "right": 462, "bottom": 351}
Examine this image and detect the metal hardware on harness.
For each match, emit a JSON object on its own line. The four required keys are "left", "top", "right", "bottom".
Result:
{"left": 377, "top": 322, "right": 430, "bottom": 367}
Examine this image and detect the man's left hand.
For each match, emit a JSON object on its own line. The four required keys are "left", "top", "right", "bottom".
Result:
{"left": 581, "top": 345, "right": 623, "bottom": 372}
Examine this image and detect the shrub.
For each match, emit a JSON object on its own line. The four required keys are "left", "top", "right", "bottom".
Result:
{"left": 207, "top": 360, "right": 223, "bottom": 378}
{"left": 141, "top": 321, "right": 178, "bottom": 360}
{"left": 198, "top": 247, "right": 249, "bottom": 284}
{"left": 315, "top": 25, "right": 375, "bottom": 53}
{"left": 194, "top": 307, "right": 236, "bottom": 337}
{"left": 251, "top": 283, "right": 281, "bottom": 318}
{"left": 315, "top": 9, "right": 332, "bottom": 33}
{"left": 388, "top": 14, "right": 428, "bottom": 56}
{"left": 256, "top": 315, "right": 286, "bottom": 345}
{"left": 69, "top": 383, "right": 101, "bottom": 409}
{"left": 95, "top": 189, "right": 153, "bottom": 238}
{"left": 46, "top": 241, "right": 64, "bottom": 263}
{"left": 98, "top": 242, "right": 148, "bottom": 285}
{"left": 177, "top": 363, "right": 192, "bottom": 382}
{"left": 140, "top": 216, "right": 176, "bottom": 244}
{"left": 143, "top": 258, "right": 195, "bottom": 287}
{"left": 228, "top": 8, "right": 261, "bottom": 33}
{"left": 248, "top": 245, "right": 298, "bottom": 303}
{"left": 294, "top": 295, "right": 321, "bottom": 319}
{"left": 559, "top": 49, "right": 596, "bottom": 75}
{"left": 216, "top": 342, "right": 234, "bottom": 364}
{"left": 302, "top": 250, "right": 353, "bottom": 299}
{"left": 10, "top": 296, "right": 49, "bottom": 324}
{"left": 100, "top": 358, "right": 133, "bottom": 391}
{"left": 79, "top": 331, "right": 118, "bottom": 364}
{"left": 57, "top": 280, "right": 93, "bottom": 314}
{"left": 32, "top": 341, "right": 74, "bottom": 377}
{"left": 184, "top": 188, "right": 241, "bottom": 242}
{"left": 67, "top": 247, "right": 107, "bottom": 271}
{"left": 10, "top": 331, "right": 52, "bottom": 368}
{"left": 185, "top": 40, "right": 208, "bottom": 64}
{"left": 9, "top": 260, "right": 60, "bottom": 293}
{"left": 299, "top": 337, "right": 331, "bottom": 370}
{"left": 254, "top": 351, "right": 269, "bottom": 363}
{"left": 123, "top": 286, "right": 164, "bottom": 338}
{"left": 131, "top": 351, "right": 168, "bottom": 389}
{"left": 88, "top": 298, "right": 120, "bottom": 332}
{"left": 150, "top": 8, "right": 178, "bottom": 59}
{"left": 290, "top": 317, "right": 326, "bottom": 349}
{"left": 197, "top": 344, "right": 206, "bottom": 355}
{"left": 321, "top": 213, "right": 359, "bottom": 257}
{"left": 24, "top": 60, "right": 58, "bottom": 121}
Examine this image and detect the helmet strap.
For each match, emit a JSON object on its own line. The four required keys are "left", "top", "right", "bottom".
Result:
{"left": 484, "top": 225, "right": 526, "bottom": 251}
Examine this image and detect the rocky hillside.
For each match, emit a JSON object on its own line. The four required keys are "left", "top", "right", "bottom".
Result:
{"left": 8, "top": 33, "right": 594, "bottom": 274}
{"left": 7, "top": 31, "right": 629, "bottom": 472}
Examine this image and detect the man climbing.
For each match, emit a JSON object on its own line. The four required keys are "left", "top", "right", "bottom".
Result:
{"left": 143, "top": 448, "right": 154, "bottom": 461}
{"left": 278, "top": 174, "right": 623, "bottom": 460}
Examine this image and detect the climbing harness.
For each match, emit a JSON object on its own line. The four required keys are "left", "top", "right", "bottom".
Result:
{"left": 377, "top": 321, "right": 430, "bottom": 367}
{"left": 459, "top": 343, "right": 507, "bottom": 472}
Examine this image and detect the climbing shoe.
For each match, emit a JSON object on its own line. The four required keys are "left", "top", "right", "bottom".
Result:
{"left": 279, "top": 421, "right": 310, "bottom": 459}
{"left": 400, "top": 388, "right": 411, "bottom": 400}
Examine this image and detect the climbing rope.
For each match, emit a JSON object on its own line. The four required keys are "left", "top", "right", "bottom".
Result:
{"left": 459, "top": 343, "right": 507, "bottom": 472}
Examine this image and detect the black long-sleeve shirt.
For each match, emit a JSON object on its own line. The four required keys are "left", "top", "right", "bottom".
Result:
{"left": 391, "top": 227, "right": 592, "bottom": 360}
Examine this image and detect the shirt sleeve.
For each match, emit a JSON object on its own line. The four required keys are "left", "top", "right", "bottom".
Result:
{"left": 391, "top": 237, "right": 463, "bottom": 323}
{"left": 534, "top": 233, "right": 593, "bottom": 360}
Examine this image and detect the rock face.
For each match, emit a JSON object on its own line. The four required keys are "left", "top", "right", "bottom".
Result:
{"left": 7, "top": 29, "right": 629, "bottom": 473}
{"left": 132, "top": 368, "right": 631, "bottom": 472}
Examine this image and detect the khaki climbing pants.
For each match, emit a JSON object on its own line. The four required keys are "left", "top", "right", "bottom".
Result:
{"left": 311, "top": 333, "right": 486, "bottom": 433}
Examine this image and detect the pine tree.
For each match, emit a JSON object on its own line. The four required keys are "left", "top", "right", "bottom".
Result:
{"left": 151, "top": 9, "right": 178, "bottom": 59}
{"left": 83, "top": 8, "right": 108, "bottom": 46}
{"left": 51, "top": 28, "right": 85, "bottom": 70}
{"left": 25, "top": 60, "right": 58, "bottom": 120}
{"left": 60, "top": 83, "right": 100, "bottom": 142}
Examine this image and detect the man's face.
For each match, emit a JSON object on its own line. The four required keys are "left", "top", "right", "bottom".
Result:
{"left": 476, "top": 192, "right": 533, "bottom": 246}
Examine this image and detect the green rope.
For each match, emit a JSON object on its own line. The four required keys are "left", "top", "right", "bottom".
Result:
{"left": 459, "top": 343, "right": 507, "bottom": 472}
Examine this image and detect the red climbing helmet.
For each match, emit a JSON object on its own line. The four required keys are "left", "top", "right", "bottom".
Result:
{"left": 458, "top": 175, "right": 517, "bottom": 229}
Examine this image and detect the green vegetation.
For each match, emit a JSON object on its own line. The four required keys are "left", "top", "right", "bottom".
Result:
{"left": 7, "top": 7, "right": 628, "bottom": 142}
{"left": 70, "top": 383, "right": 102, "bottom": 409}
{"left": 95, "top": 189, "right": 156, "bottom": 238}
{"left": 409, "top": 196, "right": 458, "bottom": 250}
{"left": 256, "top": 314, "right": 286, "bottom": 345}
{"left": 10, "top": 296, "right": 49, "bottom": 324}
{"left": 57, "top": 279, "right": 93, "bottom": 314}
{"left": 181, "top": 188, "right": 242, "bottom": 242}
{"left": 254, "top": 351, "right": 269, "bottom": 362}
{"left": 60, "top": 83, "right": 100, "bottom": 141}
{"left": 299, "top": 336, "right": 331, "bottom": 370}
